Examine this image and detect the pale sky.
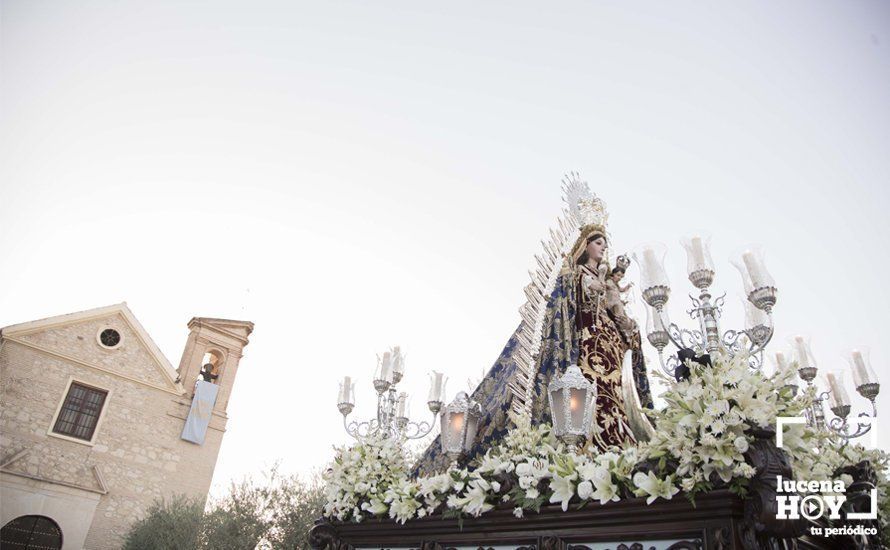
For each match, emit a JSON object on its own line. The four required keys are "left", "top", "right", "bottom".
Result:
{"left": 1, "top": 1, "right": 888, "bottom": 497}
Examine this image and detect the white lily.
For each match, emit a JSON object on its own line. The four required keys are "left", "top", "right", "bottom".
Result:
{"left": 360, "top": 497, "right": 388, "bottom": 515}
{"left": 549, "top": 472, "right": 577, "bottom": 511}
{"left": 462, "top": 486, "right": 493, "bottom": 517}
{"left": 590, "top": 469, "right": 620, "bottom": 505}
{"left": 632, "top": 471, "right": 679, "bottom": 505}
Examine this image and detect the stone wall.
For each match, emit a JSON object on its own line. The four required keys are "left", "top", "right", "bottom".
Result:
{"left": 0, "top": 308, "right": 242, "bottom": 549}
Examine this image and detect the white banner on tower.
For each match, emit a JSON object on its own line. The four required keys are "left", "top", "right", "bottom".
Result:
{"left": 181, "top": 381, "right": 220, "bottom": 445}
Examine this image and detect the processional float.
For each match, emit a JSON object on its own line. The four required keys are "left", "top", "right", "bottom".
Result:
{"left": 318, "top": 175, "right": 882, "bottom": 550}
{"left": 335, "top": 174, "right": 879, "bottom": 451}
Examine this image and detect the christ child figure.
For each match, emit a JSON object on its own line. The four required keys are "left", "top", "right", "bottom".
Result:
{"left": 605, "top": 265, "right": 636, "bottom": 337}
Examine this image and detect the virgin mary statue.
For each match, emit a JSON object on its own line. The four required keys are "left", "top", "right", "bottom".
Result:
{"left": 414, "top": 177, "right": 653, "bottom": 476}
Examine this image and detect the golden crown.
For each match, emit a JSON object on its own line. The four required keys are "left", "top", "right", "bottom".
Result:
{"left": 562, "top": 173, "right": 610, "bottom": 262}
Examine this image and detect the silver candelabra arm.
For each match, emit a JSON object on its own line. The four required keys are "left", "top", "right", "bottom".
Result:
{"left": 827, "top": 406, "right": 877, "bottom": 440}
{"left": 810, "top": 385, "right": 878, "bottom": 441}
{"left": 398, "top": 412, "right": 439, "bottom": 440}
{"left": 685, "top": 291, "right": 725, "bottom": 319}
{"left": 720, "top": 310, "right": 774, "bottom": 369}
{"left": 343, "top": 391, "right": 443, "bottom": 442}
{"left": 655, "top": 349, "right": 683, "bottom": 377}
{"left": 656, "top": 307, "right": 704, "bottom": 351}
{"left": 343, "top": 416, "right": 381, "bottom": 441}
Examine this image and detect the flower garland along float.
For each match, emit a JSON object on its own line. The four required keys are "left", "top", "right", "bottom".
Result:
{"left": 322, "top": 352, "right": 889, "bottom": 538}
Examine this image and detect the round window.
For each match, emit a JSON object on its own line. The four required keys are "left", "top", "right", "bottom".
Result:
{"left": 98, "top": 328, "right": 121, "bottom": 349}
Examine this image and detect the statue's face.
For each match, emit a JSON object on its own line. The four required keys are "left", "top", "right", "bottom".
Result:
{"left": 586, "top": 235, "right": 607, "bottom": 263}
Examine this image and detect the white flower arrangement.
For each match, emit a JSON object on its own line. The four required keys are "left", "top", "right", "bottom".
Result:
{"left": 640, "top": 351, "right": 809, "bottom": 496}
{"left": 322, "top": 433, "right": 410, "bottom": 522}
{"left": 323, "top": 351, "right": 888, "bottom": 526}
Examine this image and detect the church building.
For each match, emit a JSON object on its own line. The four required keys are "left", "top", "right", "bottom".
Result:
{"left": 0, "top": 303, "right": 253, "bottom": 549}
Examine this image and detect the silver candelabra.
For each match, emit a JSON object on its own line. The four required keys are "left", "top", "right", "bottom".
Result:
{"left": 635, "top": 237, "right": 776, "bottom": 375}
{"left": 632, "top": 234, "right": 880, "bottom": 442}
{"left": 778, "top": 339, "right": 880, "bottom": 441}
{"left": 337, "top": 347, "right": 447, "bottom": 442}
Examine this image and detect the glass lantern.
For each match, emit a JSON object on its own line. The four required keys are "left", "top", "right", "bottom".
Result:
{"left": 645, "top": 303, "right": 670, "bottom": 352}
{"left": 789, "top": 335, "right": 818, "bottom": 383}
{"left": 547, "top": 365, "right": 597, "bottom": 448}
{"left": 632, "top": 242, "right": 670, "bottom": 309}
{"left": 391, "top": 346, "right": 406, "bottom": 384}
{"left": 743, "top": 296, "right": 769, "bottom": 331}
{"left": 681, "top": 234, "right": 715, "bottom": 289}
{"left": 741, "top": 296, "right": 770, "bottom": 345}
{"left": 771, "top": 350, "right": 798, "bottom": 396}
{"left": 427, "top": 371, "right": 447, "bottom": 414}
{"left": 770, "top": 350, "right": 789, "bottom": 374}
{"left": 730, "top": 245, "right": 775, "bottom": 290}
{"left": 731, "top": 245, "right": 777, "bottom": 313}
{"left": 395, "top": 392, "right": 409, "bottom": 430}
{"left": 825, "top": 372, "right": 852, "bottom": 418}
{"left": 845, "top": 347, "right": 880, "bottom": 401}
{"left": 440, "top": 391, "right": 481, "bottom": 463}
{"left": 374, "top": 351, "right": 394, "bottom": 393}
{"left": 337, "top": 376, "right": 355, "bottom": 416}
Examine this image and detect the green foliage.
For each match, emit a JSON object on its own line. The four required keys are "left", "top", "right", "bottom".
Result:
{"left": 122, "top": 468, "right": 326, "bottom": 550}
{"left": 265, "top": 472, "right": 327, "bottom": 550}
{"left": 122, "top": 495, "right": 204, "bottom": 550}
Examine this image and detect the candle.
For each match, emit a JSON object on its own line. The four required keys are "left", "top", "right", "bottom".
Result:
{"left": 742, "top": 251, "right": 765, "bottom": 288}
{"left": 794, "top": 336, "right": 810, "bottom": 369}
{"left": 429, "top": 371, "right": 445, "bottom": 402}
{"left": 691, "top": 236, "right": 706, "bottom": 269}
{"left": 774, "top": 352, "right": 787, "bottom": 373}
{"left": 396, "top": 392, "right": 408, "bottom": 418}
{"left": 393, "top": 347, "right": 405, "bottom": 376}
{"left": 338, "top": 376, "right": 352, "bottom": 403}
{"left": 643, "top": 247, "right": 660, "bottom": 286}
{"left": 826, "top": 373, "right": 851, "bottom": 408}
{"left": 851, "top": 350, "right": 871, "bottom": 386}
{"left": 379, "top": 352, "right": 393, "bottom": 382}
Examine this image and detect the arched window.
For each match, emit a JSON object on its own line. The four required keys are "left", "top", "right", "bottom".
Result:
{"left": 1, "top": 515, "right": 62, "bottom": 549}
{"left": 199, "top": 349, "right": 224, "bottom": 384}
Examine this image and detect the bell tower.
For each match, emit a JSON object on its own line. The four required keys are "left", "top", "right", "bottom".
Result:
{"left": 176, "top": 317, "right": 254, "bottom": 414}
